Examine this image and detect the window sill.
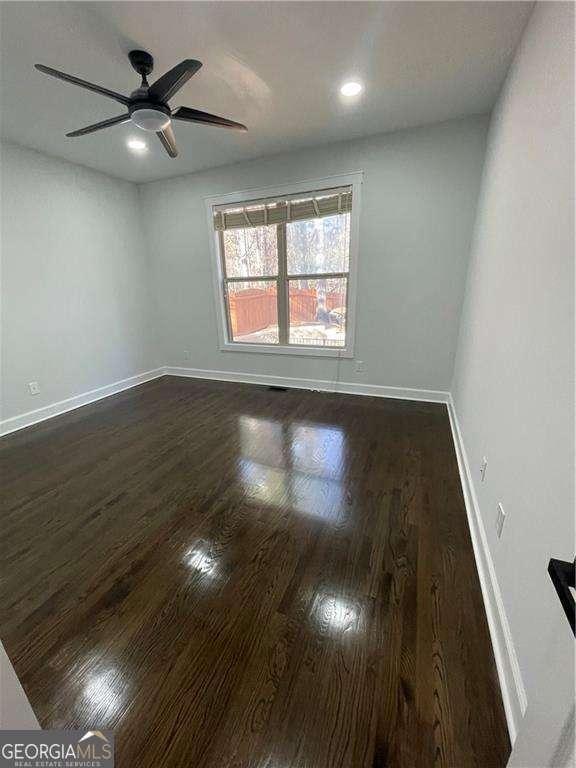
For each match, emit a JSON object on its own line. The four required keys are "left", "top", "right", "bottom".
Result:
{"left": 220, "top": 341, "right": 354, "bottom": 359}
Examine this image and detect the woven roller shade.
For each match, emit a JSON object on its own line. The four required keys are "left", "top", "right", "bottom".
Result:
{"left": 214, "top": 187, "right": 352, "bottom": 231}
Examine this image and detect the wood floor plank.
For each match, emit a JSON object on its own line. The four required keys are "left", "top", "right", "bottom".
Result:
{"left": 0, "top": 376, "right": 510, "bottom": 767}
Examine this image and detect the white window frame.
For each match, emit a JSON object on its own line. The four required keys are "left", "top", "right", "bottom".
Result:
{"left": 205, "top": 171, "right": 363, "bottom": 358}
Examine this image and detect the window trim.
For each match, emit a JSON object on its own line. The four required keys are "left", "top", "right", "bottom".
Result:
{"left": 205, "top": 171, "right": 363, "bottom": 359}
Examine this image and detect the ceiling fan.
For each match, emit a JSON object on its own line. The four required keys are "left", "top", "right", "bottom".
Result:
{"left": 35, "top": 50, "right": 247, "bottom": 158}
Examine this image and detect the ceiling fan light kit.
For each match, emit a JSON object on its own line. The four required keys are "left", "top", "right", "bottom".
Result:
{"left": 129, "top": 107, "right": 171, "bottom": 132}
{"left": 34, "top": 49, "right": 247, "bottom": 159}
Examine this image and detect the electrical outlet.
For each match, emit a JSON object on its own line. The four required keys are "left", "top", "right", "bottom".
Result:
{"left": 480, "top": 456, "right": 488, "bottom": 482}
{"left": 183, "top": 350, "right": 192, "bottom": 361}
{"left": 28, "top": 381, "right": 40, "bottom": 396}
{"left": 496, "top": 503, "right": 506, "bottom": 538}
{"left": 355, "top": 360, "right": 366, "bottom": 373}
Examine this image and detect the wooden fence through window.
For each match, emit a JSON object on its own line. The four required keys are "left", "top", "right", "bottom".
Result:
{"left": 229, "top": 287, "right": 345, "bottom": 336}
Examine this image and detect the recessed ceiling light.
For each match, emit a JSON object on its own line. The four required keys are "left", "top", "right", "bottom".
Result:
{"left": 127, "top": 138, "right": 147, "bottom": 152}
{"left": 340, "top": 81, "right": 363, "bottom": 97}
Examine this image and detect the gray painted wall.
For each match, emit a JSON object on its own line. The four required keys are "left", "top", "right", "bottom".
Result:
{"left": 140, "top": 115, "right": 488, "bottom": 391}
{"left": 1, "top": 117, "right": 487, "bottom": 425}
{"left": 0, "top": 641, "right": 39, "bottom": 728}
{"left": 0, "top": 143, "right": 159, "bottom": 421}
{"left": 451, "top": 3, "right": 575, "bottom": 765}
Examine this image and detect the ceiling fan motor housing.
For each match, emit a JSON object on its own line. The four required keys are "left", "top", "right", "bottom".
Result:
{"left": 127, "top": 51, "right": 172, "bottom": 132}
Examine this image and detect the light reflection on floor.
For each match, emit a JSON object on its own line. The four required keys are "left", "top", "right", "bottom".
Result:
{"left": 183, "top": 541, "right": 217, "bottom": 578}
{"left": 312, "top": 593, "right": 361, "bottom": 635}
{"left": 291, "top": 422, "right": 345, "bottom": 480}
{"left": 81, "top": 667, "right": 127, "bottom": 722}
{"left": 237, "top": 415, "right": 347, "bottom": 521}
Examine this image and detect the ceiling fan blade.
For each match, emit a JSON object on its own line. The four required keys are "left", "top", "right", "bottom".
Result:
{"left": 148, "top": 60, "right": 202, "bottom": 102}
{"left": 172, "top": 106, "right": 247, "bottom": 131}
{"left": 157, "top": 124, "right": 178, "bottom": 158}
{"left": 66, "top": 113, "right": 131, "bottom": 137}
{"left": 35, "top": 64, "right": 130, "bottom": 106}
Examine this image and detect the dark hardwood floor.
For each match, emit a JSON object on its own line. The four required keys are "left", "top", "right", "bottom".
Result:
{"left": 1, "top": 376, "right": 509, "bottom": 767}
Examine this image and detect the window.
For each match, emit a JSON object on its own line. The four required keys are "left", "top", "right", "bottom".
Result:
{"left": 208, "top": 174, "right": 361, "bottom": 357}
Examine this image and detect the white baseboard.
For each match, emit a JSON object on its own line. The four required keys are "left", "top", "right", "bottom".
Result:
{"left": 0, "top": 368, "right": 165, "bottom": 437}
{"left": 447, "top": 395, "right": 527, "bottom": 744}
{"left": 0, "top": 365, "right": 448, "bottom": 438}
{"left": 163, "top": 366, "right": 450, "bottom": 403}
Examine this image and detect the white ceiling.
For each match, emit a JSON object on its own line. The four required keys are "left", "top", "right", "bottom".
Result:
{"left": 0, "top": 1, "right": 533, "bottom": 183}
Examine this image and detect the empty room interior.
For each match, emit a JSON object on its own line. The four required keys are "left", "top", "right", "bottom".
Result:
{"left": 0, "top": 2, "right": 574, "bottom": 767}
